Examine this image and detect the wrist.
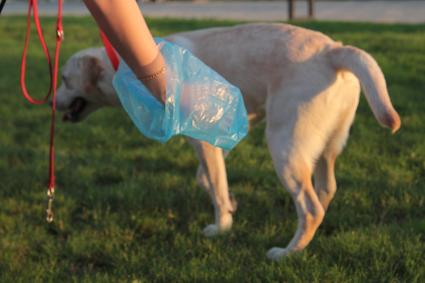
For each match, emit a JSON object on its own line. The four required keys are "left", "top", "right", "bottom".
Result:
{"left": 135, "top": 48, "right": 166, "bottom": 79}
{"left": 137, "top": 66, "right": 166, "bottom": 82}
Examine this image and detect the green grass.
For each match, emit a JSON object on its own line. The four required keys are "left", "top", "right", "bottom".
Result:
{"left": 1, "top": 17, "right": 424, "bottom": 282}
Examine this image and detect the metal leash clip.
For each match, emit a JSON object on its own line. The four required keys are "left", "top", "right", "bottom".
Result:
{"left": 46, "top": 188, "right": 55, "bottom": 223}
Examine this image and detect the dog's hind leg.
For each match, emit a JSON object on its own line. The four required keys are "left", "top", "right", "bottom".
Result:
{"left": 264, "top": 88, "right": 330, "bottom": 260}
{"left": 313, "top": 131, "right": 348, "bottom": 211}
{"left": 313, "top": 154, "right": 337, "bottom": 211}
{"left": 314, "top": 86, "right": 359, "bottom": 210}
{"left": 188, "top": 139, "right": 236, "bottom": 237}
{"left": 266, "top": 150, "right": 325, "bottom": 260}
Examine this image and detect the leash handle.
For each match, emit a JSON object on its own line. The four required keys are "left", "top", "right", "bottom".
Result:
{"left": 20, "top": 0, "right": 53, "bottom": 105}
{"left": 20, "top": 0, "right": 64, "bottom": 222}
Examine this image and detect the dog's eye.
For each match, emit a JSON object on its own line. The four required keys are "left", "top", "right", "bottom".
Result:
{"left": 62, "top": 75, "right": 70, "bottom": 89}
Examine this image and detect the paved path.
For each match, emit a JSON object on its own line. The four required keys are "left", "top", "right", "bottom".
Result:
{"left": 3, "top": 1, "right": 425, "bottom": 23}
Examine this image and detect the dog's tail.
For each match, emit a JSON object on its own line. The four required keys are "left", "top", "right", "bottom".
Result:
{"left": 328, "top": 46, "right": 400, "bottom": 133}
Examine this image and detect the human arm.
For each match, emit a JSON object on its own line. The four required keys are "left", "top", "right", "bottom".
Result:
{"left": 83, "top": 0, "right": 166, "bottom": 102}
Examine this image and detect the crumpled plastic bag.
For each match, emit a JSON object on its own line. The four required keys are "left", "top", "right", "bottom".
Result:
{"left": 112, "top": 38, "right": 248, "bottom": 150}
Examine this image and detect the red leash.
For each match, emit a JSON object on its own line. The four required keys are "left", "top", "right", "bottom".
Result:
{"left": 20, "top": 0, "right": 64, "bottom": 222}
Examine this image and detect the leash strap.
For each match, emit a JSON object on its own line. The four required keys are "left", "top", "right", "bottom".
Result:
{"left": 20, "top": 0, "right": 64, "bottom": 222}
{"left": 99, "top": 30, "right": 119, "bottom": 71}
{"left": 18, "top": 0, "right": 116, "bottom": 222}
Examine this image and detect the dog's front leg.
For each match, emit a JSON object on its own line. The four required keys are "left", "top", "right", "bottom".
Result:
{"left": 188, "top": 138, "right": 236, "bottom": 237}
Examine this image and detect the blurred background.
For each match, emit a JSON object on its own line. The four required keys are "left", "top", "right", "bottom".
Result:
{"left": 3, "top": 0, "right": 425, "bottom": 23}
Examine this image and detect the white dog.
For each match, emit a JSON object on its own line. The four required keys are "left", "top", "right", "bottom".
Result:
{"left": 56, "top": 23, "right": 400, "bottom": 260}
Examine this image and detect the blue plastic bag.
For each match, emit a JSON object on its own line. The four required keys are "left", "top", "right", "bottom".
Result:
{"left": 112, "top": 38, "right": 248, "bottom": 150}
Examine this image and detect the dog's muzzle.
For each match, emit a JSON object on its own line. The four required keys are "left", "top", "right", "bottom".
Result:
{"left": 62, "top": 97, "right": 87, "bottom": 123}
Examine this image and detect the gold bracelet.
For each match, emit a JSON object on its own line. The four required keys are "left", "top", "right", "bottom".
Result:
{"left": 138, "top": 66, "right": 166, "bottom": 82}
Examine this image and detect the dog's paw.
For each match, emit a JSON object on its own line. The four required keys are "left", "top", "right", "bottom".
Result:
{"left": 203, "top": 212, "right": 233, "bottom": 237}
{"left": 202, "top": 218, "right": 232, "bottom": 237}
{"left": 202, "top": 223, "right": 232, "bottom": 237}
{"left": 266, "top": 247, "right": 290, "bottom": 261}
{"left": 202, "top": 224, "right": 221, "bottom": 237}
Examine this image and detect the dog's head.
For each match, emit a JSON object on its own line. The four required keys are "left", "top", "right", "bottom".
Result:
{"left": 56, "top": 48, "right": 118, "bottom": 123}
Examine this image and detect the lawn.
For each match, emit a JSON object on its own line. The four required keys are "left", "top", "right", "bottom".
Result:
{"left": 0, "top": 17, "right": 424, "bottom": 282}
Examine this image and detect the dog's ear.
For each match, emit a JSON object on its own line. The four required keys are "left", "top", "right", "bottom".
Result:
{"left": 80, "top": 55, "right": 103, "bottom": 92}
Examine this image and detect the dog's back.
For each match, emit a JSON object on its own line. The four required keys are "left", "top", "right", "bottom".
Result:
{"left": 168, "top": 23, "right": 399, "bottom": 132}
{"left": 167, "top": 23, "right": 338, "bottom": 88}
